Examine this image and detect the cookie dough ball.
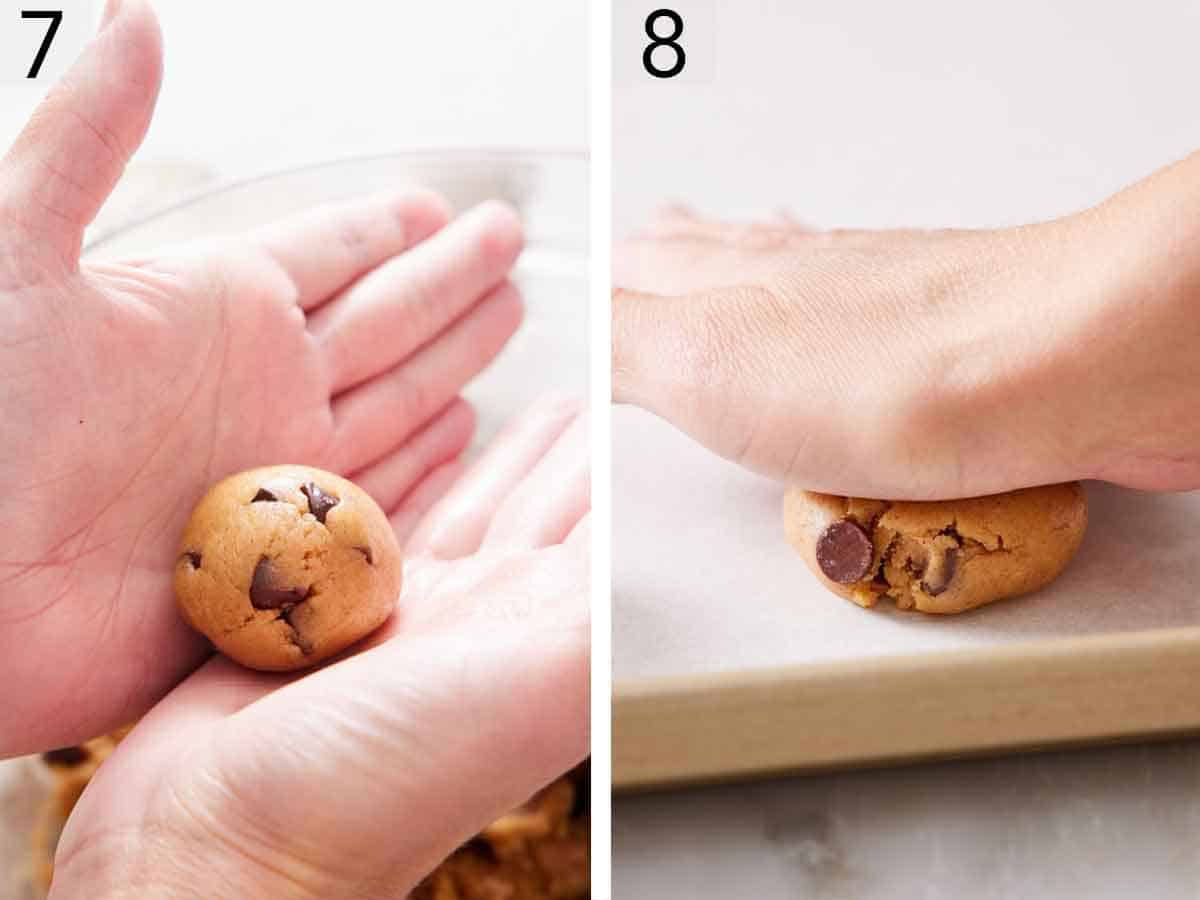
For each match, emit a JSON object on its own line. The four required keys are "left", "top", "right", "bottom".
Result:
{"left": 175, "top": 465, "right": 401, "bottom": 670}
{"left": 783, "top": 483, "right": 1087, "bottom": 614}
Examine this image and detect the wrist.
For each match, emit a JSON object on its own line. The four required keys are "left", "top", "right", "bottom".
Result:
{"left": 1055, "top": 172, "right": 1200, "bottom": 487}
{"left": 897, "top": 221, "right": 1099, "bottom": 494}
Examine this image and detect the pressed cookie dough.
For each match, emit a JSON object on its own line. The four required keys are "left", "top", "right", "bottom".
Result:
{"left": 175, "top": 465, "right": 401, "bottom": 670}
{"left": 783, "top": 483, "right": 1088, "bottom": 614}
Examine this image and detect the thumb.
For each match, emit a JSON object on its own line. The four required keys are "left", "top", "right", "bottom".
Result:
{"left": 1, "top": 0, "right": 162, "bottom": 265}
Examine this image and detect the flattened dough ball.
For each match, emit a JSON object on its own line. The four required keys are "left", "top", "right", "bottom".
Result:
{"left": 175, "top": 465, "right": 401, "bottom": 670}
{"left": 783, "top": 483, "right": 1087, "bottom": 614}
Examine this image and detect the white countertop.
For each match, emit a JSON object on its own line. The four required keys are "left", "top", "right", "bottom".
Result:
{"left": 615, "top": 740, "right": 1200, "bottom": 899}
{"left": 613, "top": 0, "right": 1200, "bottom": 895}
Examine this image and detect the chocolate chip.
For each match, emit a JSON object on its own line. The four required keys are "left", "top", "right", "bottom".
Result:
{"left": 42, "top": 746, "right": 90, "bottom": 767}
{"left": 249, "top": 557, "right": 308, "bottom": 610}
{"left": 279, "top": 606, "right": 315, "bottom": 655}
{"left": 354, "top": 545, "right": 374, "bottom": 565}
{"left": 251, "top": 487, "right": 279, "bottom": 503}
{"left": 815, "top": 519, "right": 874, "bottom": 584}
{"left": 570, "top": 767, "right": 589, "bottom": 817}
{"left": 183, "top": 551, "right": 202, "bottom": 569}
{"left": 922, "top": 548, "right": 959, "bottom": 597}
{"left": 300, "top": 481, "right": 339, "bottom": 524}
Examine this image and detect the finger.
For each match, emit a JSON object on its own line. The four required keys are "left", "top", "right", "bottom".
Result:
{"left": 350, "top": 398, "right": 475, "bottom": 511}
{"left": 0, "top": 0, "right": 162, "bottom": 264}
{"left": 567, "top": 512, "right": 590, "bottom": 549}
{"left": 482, "top": 412, "right": 590, "bottom": 551}
{"left": 768, "top": 207, "right": 815, "bottom": 230}
{"left": 612, "top": 286, "right": 679, "bottom": 405}
{"left": 406, "top": 394, "right": 582, "bottom": 559}
{"left": 329, "top": 281, "right": 522, "bottom": 473}
{"left": 640, "top": 202, "right": 701, "bottom": 235}
{"left": 391, "top": 460, "right": 465, "bottom": 550}
{"left": 612, "top": 233, "right": 717, "bottom": 295}
{"left": 137, "top": 655, "right": 284, "bottom": 730}
{"left": 641, "top": 202, "right": 813, "bottom": 239}
{"left": 614, "top": 228, "right": 792, "bottom": 296}
{"left": 310, "top": 201, "right": 524, "bottom": 395}
{"left": 649, "top": 215, "right": 814, "bottom": 248}
{"left": 251, "top": 189, "right": 452, "bottom": 311}
{"left": 613, "top": 280, "right": 757, "bottom": 443}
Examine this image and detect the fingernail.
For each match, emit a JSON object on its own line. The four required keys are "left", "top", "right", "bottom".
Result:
{"left": 99, "top": 0, "right": 123, "bottom": 31}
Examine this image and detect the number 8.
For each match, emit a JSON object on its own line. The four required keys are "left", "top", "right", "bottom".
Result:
{"left": 643, "top": 9, "right": 685, "bottom": 79}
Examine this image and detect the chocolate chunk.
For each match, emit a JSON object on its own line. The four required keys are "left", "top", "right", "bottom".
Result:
{"left": 251, "top": 487, "right": 279, "bottom": 503}
{"left": 922, "top": 548, "right": 959, "bottom": 597}
{"left": 183, "top": 551, "right": 202, "bottom": 569}
{"left": 249, "top": 557, "right": 308, "bottom": 610}
{"left": 815, "top": 519, "right": 874, "bottom": 584}
{"left": 279, "top": 606, "right": 315, "bottom": 655}
{"left": 570, "top": 764, "right": 589, "bottom": 817}
{"left": 300, "top": 481, "right": 339, "bottom": 524}
{"left": 42, "top": 746, "right": 90, "bottom": 767}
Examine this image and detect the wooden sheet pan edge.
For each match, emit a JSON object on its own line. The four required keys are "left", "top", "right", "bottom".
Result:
{"left": 613, "top": 626, "right": 1200, "bottom": 791}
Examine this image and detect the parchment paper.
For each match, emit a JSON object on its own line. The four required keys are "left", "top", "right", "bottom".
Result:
{"left": 613, "top": 406, "right": 1200, "bottom": 683}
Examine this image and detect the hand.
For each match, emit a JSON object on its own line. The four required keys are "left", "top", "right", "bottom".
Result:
{"left": 49, "top": 397, "right": 590, "bottom": 900}
{"left": 612, "top": 157, "right": 1200, "bottom": 499}
{"left": 0, "top": 0, "right": 524, "bottom": 756}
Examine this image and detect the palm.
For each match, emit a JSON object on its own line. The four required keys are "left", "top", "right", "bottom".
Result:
{"left": 1, "top": 189, "right": 527, "bottom": 756}
{"left": 1, "top": 249, "right": 317, "bottom": 729}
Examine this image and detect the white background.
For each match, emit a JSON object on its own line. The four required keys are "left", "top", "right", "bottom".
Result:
{"left": 0, "top": 0, "right": 588, "bottom": 208}
{"left": 614, "top": 0, "right": 1200, "bottom": 234}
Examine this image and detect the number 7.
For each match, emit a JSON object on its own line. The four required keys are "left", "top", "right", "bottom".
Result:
{"left": 22, "top": 10, "right": 63, "bottom": 79}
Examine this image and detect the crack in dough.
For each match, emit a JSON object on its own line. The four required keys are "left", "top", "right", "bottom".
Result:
{"left": 785, "top": 484, "right": 1088, "bottom": 614}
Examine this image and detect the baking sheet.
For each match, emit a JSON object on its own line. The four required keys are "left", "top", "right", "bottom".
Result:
{"left": 614, "top": 407, "right": 1200, "bottom": 684}
{"left": 612, "top": 407, "right": 1200, "bottom": 787}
